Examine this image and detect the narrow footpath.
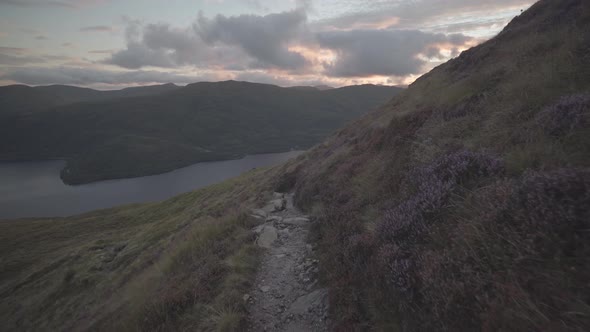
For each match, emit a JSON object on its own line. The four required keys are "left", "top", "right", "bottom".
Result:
{"left": 246, "top": 192, "right": 328, "bottom": 332}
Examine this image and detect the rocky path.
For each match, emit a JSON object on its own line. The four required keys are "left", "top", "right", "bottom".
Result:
{"left": 246, "top": 192, "right": 328, "bottom": 332}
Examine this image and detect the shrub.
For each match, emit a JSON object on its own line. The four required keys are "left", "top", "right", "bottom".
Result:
{"left": 377, "top": 149, "right": 504, "bottom": 245}
{"left": 536, "top": 93, "right": 590, "bottom": 136}
{"left": 421, "top": 168, "right": 590, "bottom": 331}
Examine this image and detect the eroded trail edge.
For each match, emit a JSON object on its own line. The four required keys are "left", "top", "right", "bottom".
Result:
{"left": 246, "top": 193, "right": 328, "bottom": 332}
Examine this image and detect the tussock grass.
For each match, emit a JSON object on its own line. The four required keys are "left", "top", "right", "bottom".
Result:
{"left": 0, "top": 167, "right": 277, "bottom": 331}
{"left": 278, "top": 1, "right": 590, "bottom": 330}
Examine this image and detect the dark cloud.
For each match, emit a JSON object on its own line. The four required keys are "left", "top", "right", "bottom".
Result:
{"left": 106, "top": 9, "right": 310, "bottom": 72}
{"left": 0, "top": 66, "right": 208, "bottom": 85}
{"left": 80, "top": 25, "right": 113, "bottom": 32}
{"left": 104, "top": 23, "right": 210, "bottom": 69}
{"left": 197, "top": 9, "right": 309, "bottom": 70}
{"left": 317, "top": 29, "right": 470, "bottom": 77}
{"left": 106, "top": 42, "right": 176, "bottom": 69}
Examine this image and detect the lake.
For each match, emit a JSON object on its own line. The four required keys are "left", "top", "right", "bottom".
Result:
{"left": 0, "top": 151, "right": 303, "bottom": 219}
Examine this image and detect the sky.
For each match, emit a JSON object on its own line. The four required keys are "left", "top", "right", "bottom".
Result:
{"left": 0, "top": 0, "right": 535, "bottom": 89}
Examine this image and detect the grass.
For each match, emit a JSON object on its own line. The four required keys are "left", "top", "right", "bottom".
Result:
{"left": 0, "top": 165, "right": 284, "bottom": 331}
{"left": 275, "top": 1, "right": 590, "bottom": 330}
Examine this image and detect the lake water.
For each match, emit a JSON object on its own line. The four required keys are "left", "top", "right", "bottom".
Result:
{"left": 0, "top": 151, "right": 303, "bottom": 219}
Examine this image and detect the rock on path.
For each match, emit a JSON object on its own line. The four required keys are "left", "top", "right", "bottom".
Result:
{"left": 247, "top": 193, "right": 328, "bottom": 332}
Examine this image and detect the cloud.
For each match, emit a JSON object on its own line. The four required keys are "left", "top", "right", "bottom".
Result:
{"left": 317, "top": 29, "right": 471, "bottom": 77}
{"left": 234, "top": 70, "right": 331, "bottom": 87}
{"left": 104, "top": 22, "right": 211, "bottom": 69}
{"left": 0, "top": 53, "right": 45, "bottom": 66}
{"left": 35, "top": 35, "right": 48, "bottom": 40}
{"left": 197, "top": 9, "right": 309, "bottom": 70}
{"left": 1, "top": 0, "right": 534, "bottom": 88}
{"left": 0, "top": 66, "right": 211, "bottom": 85}
{"left": 0, "top": 46, "right": 28, "bottom": 54}
{"left": 314, "top": 0, "right": 533, "bottom": 36}
{"left": 80, "top": 25, "right": 114, "bottom": 32}
{"left": 106, "top": 9, "right": 310, "bottom": 72}
{"left": 89, "top": 49, "right": 115, "bottom": 54}
{"left": 0, "top": 47, "right": 81, "bottom": 66}
{"left": 0, "top": 47, "right": 45, "bottom": 65}
{"left": 0, "top": 0, "right": 108, "bottom": 8}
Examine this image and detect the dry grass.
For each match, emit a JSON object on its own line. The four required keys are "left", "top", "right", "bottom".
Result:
{"left": 278, "top": 1, "right": 590, "bottom": 330}
{"left": 0, "top": 166, "right": 281, "bottom": 331}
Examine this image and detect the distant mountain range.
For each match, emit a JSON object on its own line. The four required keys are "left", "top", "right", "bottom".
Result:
{"left": 0, "top": 83, "right": 180, "bottom": 115}
{"left": 0, "top": 81, "right": 401, "bottom": 184}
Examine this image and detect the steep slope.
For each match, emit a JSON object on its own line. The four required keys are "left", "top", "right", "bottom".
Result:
{"left": 0, "top": 81, "right": 401, "bottom": 184}
{"left": 275, "top": 0, "right": 590, "bottom": 330}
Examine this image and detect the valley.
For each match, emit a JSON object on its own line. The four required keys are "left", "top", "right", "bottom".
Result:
{"left": 0, "top": 82, "right": 400, "bottom": 184}
{"left": 0, "top": 0, "right": 589, "bottom": 331}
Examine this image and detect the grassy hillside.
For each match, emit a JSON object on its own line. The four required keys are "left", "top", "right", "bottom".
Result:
{"left": 277, "top": 0, "right": 590, "bottom": 330}
{"left": 0, "top": 164, "right": 293, "bottom": 331}
{"left": 0, "top": 81, "right": 401, "bottom": 184}
{"left": 1, "top": 1, "right": 589, "bottom": 331}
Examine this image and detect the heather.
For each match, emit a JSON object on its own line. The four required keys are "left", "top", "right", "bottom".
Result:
{"left": 536, "top": 93, "right": 590, "bottom": 136}
{"left": 283, "top": 1, "right": 590, "bottom": 329}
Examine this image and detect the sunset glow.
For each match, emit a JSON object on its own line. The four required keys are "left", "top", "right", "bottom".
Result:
{"left": 0, "top": 0, "right": 535, "bottom": 89}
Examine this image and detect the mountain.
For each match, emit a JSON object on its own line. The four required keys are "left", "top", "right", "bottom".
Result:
{"left": 35, "top": 83, "right": 180, "bottom": 105}
{"left": 0, "top": 81, "right": 401, "bottom": 184}
{"left": 280, "top": 1, "right": 590, "bottom": 330}
{"left": 0, "top": 85, "right": 64, "bottom": 115}
{"left": 1, "top": 0, "right": 589, "bottom": 331}
{"left": 0, "top": 83, "right": 180, "bottom": 115}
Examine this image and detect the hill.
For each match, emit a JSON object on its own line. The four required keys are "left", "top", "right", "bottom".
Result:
{"left": 0, "top": 82, "right": 401, "bottom": 184}
{"left": 0, "top": 85, "right": 64, "bottom": 115}
{"left": 0, "top": 83, "right": 180, "bottom": 115}
{"left": 35, "top": 83, "right": 180, "bottom": 105}
{"left": 281, "top": 0, "right": 590, "bottom": 329}
{"left": 0, "top": 0, "right": 589, "bottom": 331}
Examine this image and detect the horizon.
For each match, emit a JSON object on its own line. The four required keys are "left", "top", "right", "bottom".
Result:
{"left": 0, "top": 0, "right": 534, "bottom": 89}
{"left": 2, "top": 79, "right": 407, "bottom": 91}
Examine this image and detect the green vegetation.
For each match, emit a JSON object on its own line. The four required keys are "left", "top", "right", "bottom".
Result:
{"left": 277, "top": 0, "right": 590, "bottom": 330}
{"left": 0, "top": 164, "right": 290, "bottom": 331}
{"left": 0, "top": 81, "right": 400, "bottom": 184}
